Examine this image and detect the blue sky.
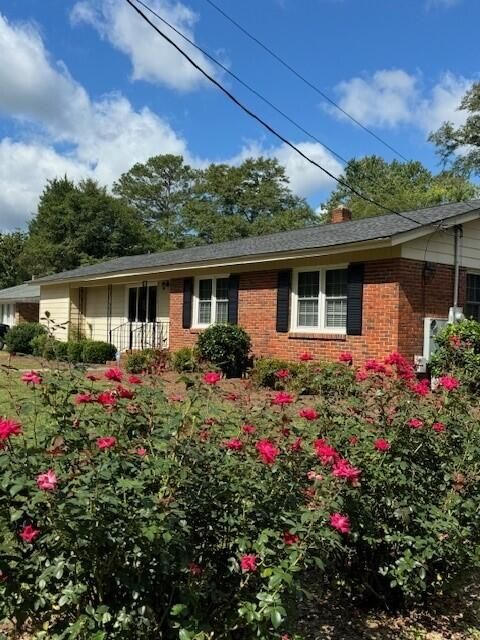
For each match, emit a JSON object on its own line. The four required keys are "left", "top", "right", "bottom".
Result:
{"left": 0, "top": 0, "right": 477, "bottom": 230}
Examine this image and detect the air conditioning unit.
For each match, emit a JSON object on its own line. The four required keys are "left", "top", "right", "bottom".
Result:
{"left": 423, "top": 317, "right": 448, "bottom": 361}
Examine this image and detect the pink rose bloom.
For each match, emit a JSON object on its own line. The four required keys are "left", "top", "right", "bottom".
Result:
{"left": 332, "top": 458, "right": 361, "bottom": 485}
{"left": 19, "top": 524, "right": 40, "bottom": 543}
{"left": 21, "top": 371, "right": 42, "bottom": 385}
{"left": 432, "top": 422, "right": 446, "bottom": 433}
{"left": 105, "top": 368, "right": 123, "bottom": 382}
{"left": 329, "top": 512, "right": 351, "bottom": 534}
{"left": 128, "top": 375, "right": 143, "bottom": 384}
{"left": 408, "top": 418, "right": 423, "bottom": 429}
{"left": 136, "top": 447, "right": 148, "bottom": 456}
{"left": 240, "top": 553, "right": 257, "bottom": 572}
{"left": 0, "top": 418, "right": 22, "bottom": 441}
{"left": 275, "top": 369, "right": 290, "bottom": 379}
{"left": 299, "top": 351, "right": 314, "bottom": 362}
{"left": 169, "top": 393, "right": 184, "bottom": 402}
{"left": 338, "top": 352, "right": 353, "bottom": 364}
{"left": 242, "top": 424, "right": 256, "bottom": 435}
{"left": 307, "top": 470, "right": 323, "bottom": 482}
{"left": 256, "top": 439, "right": 280, "bottom": 464}
{"left": 348, "top": 436, "right": 359, "bottom": 445}
{"left": 356, "top": 370, "right": 368, "bottom": 382}
{"left": 299, "top": 407, "right": 319, "bottom": 421}
{"left": 75, "top": 393, "right": 94, "bottom": 404}
{"left": 37, "top": 469, "right": 58, "bottom": 491}
{"left": 224, "top": 438, "right": 243, "bottom": 451}
{"left": 271, "top": 391, "right": 295, "bottom": 406}
{"left": 202, "top": 371, "right": 221, "bottom": 385}
{"left": 438, "top": 375, "right": 460, "bottom": 391}
{"left": 411, "top": 379, "right": 430, "bottom": 396}
{"left": 314, "top": 439, "right": 338, "bottom": 466}
{"left": 97, "top": 391, "right": 117, "bottom": 406}
{"left": 97, "top": 436, "right": 117, "bottom": 450}
{"left": 374, "top": 438, "right": 391, "bottom": 451}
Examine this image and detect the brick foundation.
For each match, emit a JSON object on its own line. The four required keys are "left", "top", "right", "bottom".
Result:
{"left": 169, "top": 258, "right": 463, "bottom": 364}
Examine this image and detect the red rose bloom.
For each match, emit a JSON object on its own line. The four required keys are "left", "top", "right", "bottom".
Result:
{"left": 291, "top": 436, "right": 303, "bottom": 452}
{"left": 128, "top": 375, "right": 142, "bottom": 384}
{"left": 348, "top": 436, "right": 359, "bottom": 445}
{"left": 242, "top": 424, "right": 256, "bottom": 435}
{"left": 75, "top": 393, "right": 94, "bottom": 404}
{"left": 408, "top": 418, "right": 423, "bottom": 429}
{"left": 275, "top": 369, "right": 290, "bottom": 379}
{"left": 97, "top": 436, "right": 117, "bottom": 450}
{"left": 256, "top": 439, "right": 280, "bottom": 464}
{"left": 226, "top": 392, "right": 239, "bottom": 401}
{"left": 314, "top": 439, "right": 338, "bottom": 466}
{"left": 338, "top": 351, "right": 353, "bottom": 364}
{"left": 299, "top": 407, "right": 319, "bottom": 421}
{"left": 19, "top": 524, "right": 40, "bottom": 543}
{"left": 299, "top": 351, "right": 314, "bottom": 361}
{"left": 374, "top": 438, "right": 391, "bottom": 451}
{"left": 411, "top": 379, "right": 430, "bottom": 396}
{"left": 283, "top": 531, "right": 300, "bottom": 545}
{"left": 97, "top": 391, "right": 117, "bottom": 407}
{"left": 432, "top": 421, "right": 446, "bottom": 433}
{"left": 0, "top": 418, "right": 22, "bottom": 440}
{"left": 240, "top": 553, "right": 257, "bottom": 572}
{"left": 21, "top": 371, "right": 42, "bottom": 385}
{"left": 438, "top": 375, "right": 459, "bottom": 391}
{"left": 188, "top": 562, "right": 203, "bottom": 576}
{"left": 224, "top": 438, "right": 243, "bottom": 451}
{"left": 86, "top": 373, "right": 100, "bottom": 381}
{"left": 105, "top": 368, "right": 123, "bottom": 382}
{"left": 271, "top": 391, "right": 295, "bottom": 406}
{"left": 449, "top": 335, "right": 462, "bottom": 348}
{"left": 202, "top": 371, "right": 221, "bottom": 385}
{"left": 116, "top": 386, "right": 135, "bottom": 399}
{"left": 332, "top": 458, "right": 361, "bottom": 484}
{"left": 136, "top": 447, "right": 147, "bottom": 456}
{"left": 329, "top": 512, "right": 351, "bottom": 534}
{"left": 356, "top": 370, "right": 368, "bottom": 382}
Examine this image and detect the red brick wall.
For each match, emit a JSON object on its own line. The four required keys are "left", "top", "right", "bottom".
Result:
{"left": 169, "top": 258, "right": 461, "bottom": 364}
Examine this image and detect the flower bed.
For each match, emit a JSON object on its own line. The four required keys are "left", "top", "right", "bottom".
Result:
{"left": 1, "top": 354, "right": 480, "bottom": 639}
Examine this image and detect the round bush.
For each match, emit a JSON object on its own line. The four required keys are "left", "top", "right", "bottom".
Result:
{"left": 67, "top": 340, "right": 86, "bottom": 363}
{"left": 197, "top": 324, "right": 251, "bottom": 377}
{"left": 82, "top": 340, "right": 117, "bottom": 364}
{"left": 5, "top": 322, "right": 46, "bottom": 355}
{"left": 172, "top": 346, "right": 199, "bottom": 373}
{"left": 31, "top": 334, "right": 68, "bottom": 360}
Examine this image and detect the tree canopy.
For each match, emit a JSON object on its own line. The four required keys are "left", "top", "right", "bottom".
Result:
{"left": 323, "top": 156, "right": 477, "bottom": 220}
{"left": 429, "top": 82, "right": 480, "bottom": 178}
{"left": 0, "top": 232, "right": 29, "bottom": 290}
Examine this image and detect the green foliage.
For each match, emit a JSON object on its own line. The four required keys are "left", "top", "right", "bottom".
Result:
{"left": 429, "top": 82, "right": 480, "bottom": 178}
{"left": 82, "top": 340, "right": 117, "bottom": 364}
{"left": 430, "top": 319, "right": 480, "bottom": 389}
{"left": 125, "top": 350, "right": 157, "bottom": 374}
{"left": 0, "top": 356, "right": 479, "bottom": 638}
{"left": 5, "top": 322, "right": 46, "bottom": 355}
{"left": 30, "top": 334, "right": 68, "bottom": 360}
{"left": 0, "top": 232, "right": 29, "bottom": 288}
{"left": 323, "top": 156, "right": 476, "bottom": 220}
{"left": 197, "top": 324, "right": 251, "bottom": 377}
{"left": 172, "top": 347, "right": 199, "bottom": 373}
{"left": 67, "top": 340, "right": 86, "bottom": 363}
{"left": 251, "top": 357, "right": 295, "bottom": 389}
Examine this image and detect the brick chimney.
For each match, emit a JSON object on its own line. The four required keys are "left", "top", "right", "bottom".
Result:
{"left": 331, "top": 206, "right": 352, "bottom": 224}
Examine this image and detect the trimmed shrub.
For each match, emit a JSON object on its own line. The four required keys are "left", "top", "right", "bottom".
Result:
{"left": 31, "top": 334, "right": 69, "bottom": 360}
{"left": 197, "top": 324, "right": 251, "bottom": 377}
{"left": 125, "top": 351, "right": 150, "bottom": 374}
{"left": 82, "top": 340, "right": 116, "bottom": 364}
{"left": 67, "top": 340, "right": 86, "bottom": 363}
{"left": 430, "top": 319, "right": 480, "bottom": 390}
{"left": 172, "top": 346, "right": 199, "bottom": 373}
{"left": 5, "top": 322, "right": 46, "bottom": 355}
{"left": 251, "top": 357, "right": 295, "bottom": 389}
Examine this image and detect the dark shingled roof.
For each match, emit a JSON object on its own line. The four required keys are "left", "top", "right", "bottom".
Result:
{"left": 34, "top": 200, "right": 480, "bottom": 284}
{"left": 0, "top": 283, "right": 40, "bottom": 302}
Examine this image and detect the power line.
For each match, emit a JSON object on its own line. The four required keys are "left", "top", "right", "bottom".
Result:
{"left": 132, "top": 0, "right": 348, "bottom": 165}
{"left": 202, "top": 0, "right": 410, "bottom": 162}
{"left": 125, "top": 0, "right": 425, "bottom": 225}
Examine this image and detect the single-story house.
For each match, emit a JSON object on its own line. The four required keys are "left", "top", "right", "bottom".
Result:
{"left": 31, "top": 200, "right": 480, "bottom": 364}
{"left": 0, "top": 282, "right": 40, "bottom": 328}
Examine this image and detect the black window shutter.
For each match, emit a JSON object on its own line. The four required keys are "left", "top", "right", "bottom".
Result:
{"left": 276, "top": 270, "right": 292, "bottom": 333}
{"left": 182, "top": 278, "right": 194, "bottom": 329}
{"left": 227, "top": 274, "right": 240, "bottom": 324}
{"left": 346, "top": 263, "right": 364, "bottom": 336}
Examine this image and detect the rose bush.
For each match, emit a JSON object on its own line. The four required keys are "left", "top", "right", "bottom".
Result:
{"left": 0, "top": 353, "right": 479, "bottom": 639}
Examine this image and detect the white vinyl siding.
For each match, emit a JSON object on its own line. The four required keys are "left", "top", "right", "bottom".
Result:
{"left": 292, "top": 267, "right": 347, "bottom": 333}
{"left": 39, "top": 285, "right": 70, "bottom": 341}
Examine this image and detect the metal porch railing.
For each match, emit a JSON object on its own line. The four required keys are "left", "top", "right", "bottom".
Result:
{"left": 109, "top": 321, "right": 169, "bottom": 353}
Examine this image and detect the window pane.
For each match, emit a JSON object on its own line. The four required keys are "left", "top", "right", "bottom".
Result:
{"left": 199, "top": 301, "right": 212, "bottom": 324}
{"left": 298, "top": 299, "right": 319, "bottom": 327}
{"left": 128, "top": 288, "right": 137, "bottom": 322}
{"left": 216, "top": 301, "right": 229, "bottom": 323}
{"left": 148, "top": 286, "right": 157, "bottom": 323}
{"left": 138, "top": 287, "right": 147, "bottom": 322}
{"left": 465, "top": 303, "right": 480, "bottom": 321}
{"left": 325, "top": 269, "right": 347, "bottom": 297}
{"left": 216, "top": 278, "right": 229, "bottom": 301}
{"left": 325, "top": 299, "right": 347, "bottom": 328}
{"left": 467, "top": 274, "right": 480, "bottom": 303}
{"left": 298, "top": 271, "right": 319, "bottom": 299}
{"left": 199, "top": 279, "right": 213, "bottom": 301}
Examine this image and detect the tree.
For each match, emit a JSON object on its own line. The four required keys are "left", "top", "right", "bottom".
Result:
{"left": 0, "top": 232, "right": 29, "bottom": 289}
{"left": 20, "top": 177, "right": 154, "bottom": 277}
{"left": 184, "top": 157, "right": 317, "bottom": 244}
{"left": 113, "top": 155, "right": 196, "bottom": 249}
{"left": 323, "top": 156, "right": 477, "bottom": 220}
{"left": 429, "top": 82, "right": 480, "bottom": 178}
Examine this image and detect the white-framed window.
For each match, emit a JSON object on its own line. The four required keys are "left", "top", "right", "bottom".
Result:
{"left": 127, "top": 284, "right": 158, "bottom": 323}
{"left": 465, "top": 272, "right": 480, "bottom": 321}
{"left": 291, "top": 266, "right": 348, "bottom": 333}
{"left": 193, "top": 276, "right": 229, "bottom": 327}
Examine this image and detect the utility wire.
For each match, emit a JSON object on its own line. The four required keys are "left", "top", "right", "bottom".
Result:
{"left": 133, "top": 0, "right": 348, "bottom": 165}
{"left": 202, "top": 0, "right": 409, "bottom": 162}
{"left": 125, "top": 0, "right": 425, "bottom": 225}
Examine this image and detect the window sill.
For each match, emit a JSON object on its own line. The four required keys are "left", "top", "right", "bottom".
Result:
{"left": 288, "top": 332, "right": 347, "bottom": 341}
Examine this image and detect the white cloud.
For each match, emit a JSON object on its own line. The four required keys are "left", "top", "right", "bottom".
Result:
{"left": 71, "top": 0, "right": 217, "bottom": 91}
{"left": 331, "top": 69, "right": 473, "bottom": 133}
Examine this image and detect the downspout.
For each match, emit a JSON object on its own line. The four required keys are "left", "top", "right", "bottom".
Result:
{"left": 453, "top": 224, "right": 463, "bottom": 316}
